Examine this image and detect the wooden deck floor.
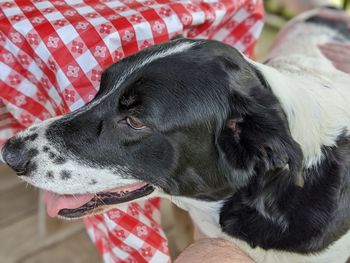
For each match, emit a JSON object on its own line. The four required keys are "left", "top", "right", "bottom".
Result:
{"left": 0, "top": 164, "right": 194, "bottom": 263}
{"left": 0, "top": 165, "right": 101, "bottom": 263}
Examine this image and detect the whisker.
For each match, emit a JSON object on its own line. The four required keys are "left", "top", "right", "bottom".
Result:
{"left": 72, "top": 194, "right": 78, "bottom": 201}
{"left": 92, "top": 192, "right": 98, "bottom": 211}
{"left": 95, "top": 193, "right": 107, "bottom": 206}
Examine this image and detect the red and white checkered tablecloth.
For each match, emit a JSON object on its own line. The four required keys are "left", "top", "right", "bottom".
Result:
{"left": 84, "top": 198, "right": 170, "bottom": 262}
{"left": 0, "top": 0, "right": 264, "bottom": 262}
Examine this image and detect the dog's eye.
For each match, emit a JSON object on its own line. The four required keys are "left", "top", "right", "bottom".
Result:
{"left": 126, "top": 116, "right": 146, "bottom": 130}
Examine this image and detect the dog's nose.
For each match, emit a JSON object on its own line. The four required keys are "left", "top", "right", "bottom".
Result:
{"left": 2, "top": 138, "right": 31, "bottom": 175}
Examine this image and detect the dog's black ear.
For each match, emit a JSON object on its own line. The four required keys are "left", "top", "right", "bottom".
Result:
{"left": 216, "top": 88, "right": 304, "bottom": 232}
{"left": 170, "top": 34, "right": 185, "bottom": 40}
{"left": 217, "top": 88, "right": 302, "bottom": 184}
{"left": 216, "top": 86, "right": 303, "bottom": 228}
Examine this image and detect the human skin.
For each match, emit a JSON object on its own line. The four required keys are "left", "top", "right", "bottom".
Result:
{"left": 174, "top": 238, "right": 255, "bottom": 263}
{"left": 319, "top": 43, "right": 350, "bottom": 74}
{"left": 283, "top": 0, "right": 334, "bottom": 14}
{"left": 317, "top": 9, "right": 350, "bottom": 27}
{"left": 318, "top": 10, "right": 350, "bottom": 75}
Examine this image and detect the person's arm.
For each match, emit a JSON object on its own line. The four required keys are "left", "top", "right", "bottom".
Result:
{"left": 174, "top": 238, "right": 255, "bottom": 263}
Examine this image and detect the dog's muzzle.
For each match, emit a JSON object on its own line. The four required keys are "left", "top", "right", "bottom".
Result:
{"left": 2, "top": 137, "right": 34, "bottom": 176}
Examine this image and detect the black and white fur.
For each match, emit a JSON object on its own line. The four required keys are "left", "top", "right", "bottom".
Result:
{"left": 2, "top": 9, "right": 350, "bottom": 263}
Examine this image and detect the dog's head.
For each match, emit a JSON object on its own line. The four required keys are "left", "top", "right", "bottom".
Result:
{"left": 1, "top": 38, "right": 302, "bottom": 219}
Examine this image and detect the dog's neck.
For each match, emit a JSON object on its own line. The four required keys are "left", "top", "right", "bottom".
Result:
{"left": 170, "top": 195, "right": 224, "bottom": 237}
{"left": 251, "top": 60, "right": 350, "bottom": 168}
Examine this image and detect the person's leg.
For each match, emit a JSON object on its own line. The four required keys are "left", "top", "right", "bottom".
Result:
{"left": 175, "top": 239, "right": 255, "bottom": 263}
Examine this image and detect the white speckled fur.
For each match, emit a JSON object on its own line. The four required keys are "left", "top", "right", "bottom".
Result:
{"left": 253, "top": 10, "right": 350, "bottom": 168}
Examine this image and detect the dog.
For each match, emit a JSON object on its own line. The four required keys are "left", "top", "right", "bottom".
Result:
{"left": 2, "top": 8, "right": 350, "bottom": 263}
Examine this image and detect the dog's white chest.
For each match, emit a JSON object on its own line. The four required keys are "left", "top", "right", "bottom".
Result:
{"left": 171, "top": 197, "right": 223, "bottom": 237}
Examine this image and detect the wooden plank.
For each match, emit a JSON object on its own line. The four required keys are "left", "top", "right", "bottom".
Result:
{"left": 161, "top": 200, "right": 193, "bottom": 259}
{"left": 255, "top": 25, "right": 279, "bottom": 62}
{"left": 19, "top": 231, "right": 101, "bottom": 263}
{"left": 0, "top": 213, "right": 85, "bottom": 263}
{"left": 0, "top": 183, "right": 38, "bottom": 227}
{"left": 0, "top": 164, "right": 21, "bottom": 191}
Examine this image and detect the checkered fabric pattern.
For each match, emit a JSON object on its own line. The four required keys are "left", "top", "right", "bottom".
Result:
{"left": 0, "top": 0, "right": 264, "bottom": 262}
{"left": 84, "top": 198, "right": 170, "bottom": 263}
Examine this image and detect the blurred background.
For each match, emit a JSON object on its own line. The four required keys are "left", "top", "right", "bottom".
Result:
{"left": 1, "top": 0, "right": 349, "bottom": 262}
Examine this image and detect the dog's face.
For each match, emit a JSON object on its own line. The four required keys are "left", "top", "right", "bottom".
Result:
{"left": 1, "top": 39, "right": 301, "bottom": 219}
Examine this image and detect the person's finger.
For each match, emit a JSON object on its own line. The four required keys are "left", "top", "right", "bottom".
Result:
{"left": 319, "top": 44, "right": 350, "bottom": 74}
{"left": 319, "top": 43, "right": 350, "bottom": 51}
{"left": 333, "top": 62, "right": 350, "bottom": 74}
{"left": 316, "top": 9, "right": 350, "bottom": 24}
{"left": 319, "top": 43, "right": 350, "bottom": 60}
{"left": 319, "top": 46, "right": 349, "bottom": 63}
{"left": 319, "top": 44, "right": 342, "bottom": 53}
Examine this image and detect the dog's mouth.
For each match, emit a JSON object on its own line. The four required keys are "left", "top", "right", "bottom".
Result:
{"left": 44, "top": 182, "right": 154, "bottom": 219}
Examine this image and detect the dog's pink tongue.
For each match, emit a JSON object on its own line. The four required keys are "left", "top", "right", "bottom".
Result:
{"left": 44, "top": 191, "right": 94, "bottom": 217}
